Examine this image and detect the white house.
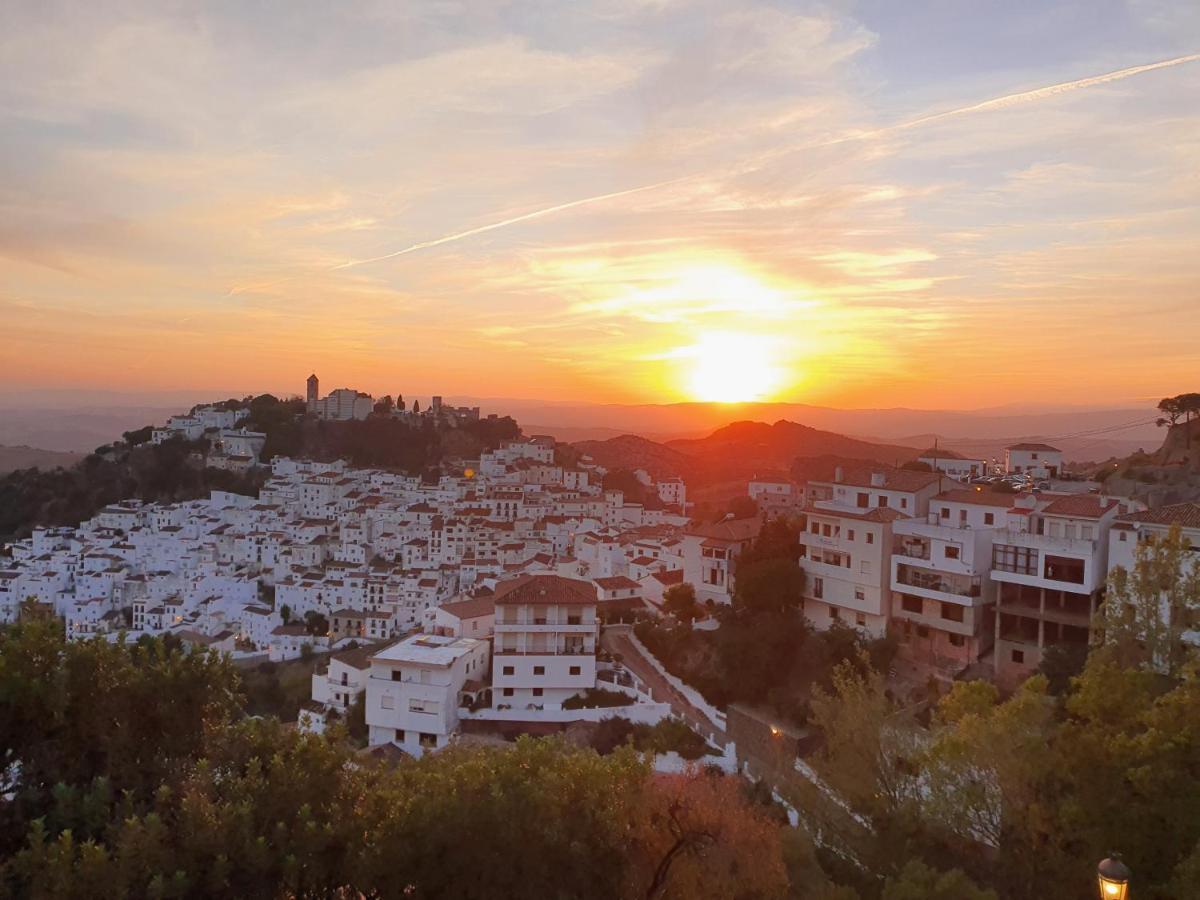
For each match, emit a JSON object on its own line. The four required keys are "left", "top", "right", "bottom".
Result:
{"left": 491, "top": 574, "right": 598, "bottom": 710}
{"left": 1004, "top": 443, "right": 1063, "bottom": 479}
{"left": 427, "top": 594, "right": 495, "bottom": 639}
{"left": 917, "top": 448, "right": 989, "bottom": 482}
{"left": 311, "top": 644, "right": 375, "bottom": 714}
{"left": 680, "top": 518, "right": 761, "bottom": 606}
{"left": 365, "top": 633, "right": 490, "bottom": 756}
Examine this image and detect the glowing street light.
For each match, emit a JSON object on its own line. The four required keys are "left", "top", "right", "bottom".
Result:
{"left": 1097, "top": 854, "right": 1131, "bottom": 900}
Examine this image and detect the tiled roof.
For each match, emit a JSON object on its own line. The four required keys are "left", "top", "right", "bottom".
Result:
{"left": 492, "top": 574, "right": 597, "bottom": 606}
{"left": 438, "top": 596, "right": 496, "bottom": 619}
{"left": 1117, "top": 502, "right": 1200, "bottom": 530}
{"left": 1041, "top": 495, "right": 1119, "bottom": 519}
{"left": 594, "top": 575, "right": 640, "bottom": 590}
{"left": 683, "top": 517, "right": 762, "bottom": 542}
{"left": 804, "top": 461, "right": 941, "bottom": 492}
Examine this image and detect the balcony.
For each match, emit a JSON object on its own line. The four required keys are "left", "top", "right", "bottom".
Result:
{"left": 893, "top": 537, "right": 931, "bottom": 560}
{"left": 895, "top": 564, "right": 982, "bottom": 599}
{"left": 493, "top": 646, "right": 595, "bottom": 656}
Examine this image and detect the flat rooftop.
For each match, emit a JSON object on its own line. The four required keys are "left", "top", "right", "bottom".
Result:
{"left": 372, "top": 633, "right": 483, "bottom": 666}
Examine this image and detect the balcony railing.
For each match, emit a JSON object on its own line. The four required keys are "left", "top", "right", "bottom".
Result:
{"left": 893, "top": 538, "right": 931, "bottom": 560}
{"left": 493, "top": 647, "right": 595, "bottom": 656}
{"left": 895, "top": 566, "right": 982, "bottom": 598}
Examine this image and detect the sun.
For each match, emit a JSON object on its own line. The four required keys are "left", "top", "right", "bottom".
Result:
{"left": 684, "top": 332, "right": 782, "bottom": 403}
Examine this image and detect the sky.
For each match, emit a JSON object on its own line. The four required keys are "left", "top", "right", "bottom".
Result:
{"left": 1, "top": 0, "right": 1198, "bottom": 409}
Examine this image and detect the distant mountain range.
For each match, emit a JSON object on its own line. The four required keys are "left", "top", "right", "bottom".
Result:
{"left": 573, "top": 420, "right": 923, "bottom": 484}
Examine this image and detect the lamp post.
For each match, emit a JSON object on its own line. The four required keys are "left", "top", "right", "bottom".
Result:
{"left": 1097, "top": 854, "right": 1131, "bottom": 900}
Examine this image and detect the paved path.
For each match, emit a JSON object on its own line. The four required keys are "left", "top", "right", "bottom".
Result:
{"left": 601, "top": 625, "right": 727, "bottom": 746}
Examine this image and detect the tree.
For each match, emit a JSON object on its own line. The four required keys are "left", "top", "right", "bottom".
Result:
{"left": 662, "top": 583, "right": 701, "bottom": 623}
{"left": 1157, "top": 395, "right": 1185, "bottom": 428}
{"left": 725, "top": 495, "right": 758, "bottom": 521}
{"left": 279, "top": 604, "right": 292, "bottom": 625}
{"left": 303, "top": 610, "right": 329, "bottom": 637}
{"left": 411, "top": 399, "right": 420, "bottom": 414}
{"left": 1099, "top": 524, "right": 1200, "bottom": 675}
{"left": 882, "top": 861, "right": 997, "bottom": 900}
{"left": 122, "top": 425, "right": 153, "bottom": 446}
{"left": 734, "top": 558, "right": 804, "bottom": 616}
{"left": 900, "top": 460, "right": 933, "bottom": 473}
{"left": 373, "top": 394, "right": 394, "bottom": 415}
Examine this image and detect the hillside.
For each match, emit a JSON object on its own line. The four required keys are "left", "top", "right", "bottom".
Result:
{"left": 572, "top": 433, "right": 698, "bottom": 480}
{"left": 572, "top": 419, "right": 922, "bottom": 488}
{"left": 0, "top": 445, "right": 85, "bottom": 474}
{"left": 1094, "top": 419, "right": 1200, "bottom": 507}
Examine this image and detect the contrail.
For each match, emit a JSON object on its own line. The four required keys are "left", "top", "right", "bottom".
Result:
{"left": 330, "top": 176, "right": 692, "bottom": 271}
{"left": 894, "top": 52, "right": 1200, "bottom": 131}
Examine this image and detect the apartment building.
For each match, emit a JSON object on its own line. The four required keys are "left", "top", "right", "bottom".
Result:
{"left": 491, "top": 574, "right": 598, "bottom": 709}
{"left": 992, "top": 493, "right": 1122, "bottom": 685}
{"left": 890, "top": 489, "right": 1011, "bottom": 675}
{"left": 1107, "top": 502, "right": 1200, "bottom": 647}
{"left": 365, "top": 633, "right": 490, "bottom": 756}
{"left": 798, "top": 464, "right": 942, "bottom": 637}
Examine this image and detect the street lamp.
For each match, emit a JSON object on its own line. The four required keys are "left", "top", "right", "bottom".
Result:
{"left": 1097, "top": 854, "right": 1131, "bottom": 900}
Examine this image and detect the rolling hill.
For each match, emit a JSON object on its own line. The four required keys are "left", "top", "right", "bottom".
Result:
{"left": 573, "top": 419, "right": 922, "bottom": 484}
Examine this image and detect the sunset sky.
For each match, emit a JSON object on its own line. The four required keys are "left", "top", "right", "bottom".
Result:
{"left": 2, "top": 1, "right": 1198, "bottom": 409}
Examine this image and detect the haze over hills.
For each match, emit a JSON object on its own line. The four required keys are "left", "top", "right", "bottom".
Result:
{"left": 574, "top": 420, "right": 923, "bottom": 484}
{"left": 0, "top": 387, "right": 1162, "bottom": 464}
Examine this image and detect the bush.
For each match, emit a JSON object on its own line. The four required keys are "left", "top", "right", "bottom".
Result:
{"left": 563, "top": 688, "right": 636, "bottom": 710}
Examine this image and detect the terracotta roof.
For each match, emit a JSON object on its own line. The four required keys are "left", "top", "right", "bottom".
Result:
{"left": 1041, "top": 495, "right": 1119, "bottom": 519}
{"left": 684, "top": 517, "right": 762, "bottom": 542}
{"left": 492, "top": 574, "right": 597, "bottom": 606}
{"left": 804, "top": 461, "right": 941, "bottom": 492}
{"left": 1117, "top": 502, "right": 1200, "bottom": 530}
{"left": 648, "top": 569, "right": 685, "bottom": 586}
{"left": 594, "top": 575, "right": 640, "bottom": 590}
{"left": 808, "top": 506, "right": 907, "bottom": 523}
{"left": 438, "top": 596, "right": 496, "bottom": 619}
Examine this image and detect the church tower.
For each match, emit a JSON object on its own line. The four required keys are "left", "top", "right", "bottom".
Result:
{"left": 307, "top": 373, "right": 319, "bottom": 406}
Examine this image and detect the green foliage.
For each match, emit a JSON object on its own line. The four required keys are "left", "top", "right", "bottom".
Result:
{"left": 662, "top": 582, "right": 701, "bottom": 622}
{"left": 303, "top": 611, "right": 329, "bottom": 636}
{"left": 587, "top": 716, "right": 714, "bottom": 760}
{"left": 121, "top": 425, "right": 153, "bottom": 446}
{"left": 881, "top": 861, "right": 997, "bottom": 900}
{"left": 0, "top": 439, "right": 264, "bottom": 541}
{"left": 562, "top": 687, "right": 636, "bottom": 709}
{"left": 0, "top": 626, "right": 789, "bottom": 899}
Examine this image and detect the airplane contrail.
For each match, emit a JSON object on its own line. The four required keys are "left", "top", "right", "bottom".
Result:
{"left": 895, "top": 52, "right": 1200, "bottom": 131}
{"left": 329, "top": 176, "right": 693, "bottom": 271}
{"left": 230, "top": 53, "right": 1198, "bottom": 288}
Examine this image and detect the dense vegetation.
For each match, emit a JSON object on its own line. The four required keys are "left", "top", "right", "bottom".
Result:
{"left": 637, "top": 517, "right": 898, "bottom": 723}
{"left": 0, "top": 623, "right": 790, "bottom": 899}
{"left": 0, "top": 438, "right": 265, "bottom": 542}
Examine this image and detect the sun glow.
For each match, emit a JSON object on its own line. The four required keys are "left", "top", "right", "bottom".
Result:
{"left": 684, "top": 332, "right": 783, "bottom": 403}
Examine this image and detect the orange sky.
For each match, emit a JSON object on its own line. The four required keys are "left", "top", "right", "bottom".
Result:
{"left": 2, "top": 3, "right": 1198, "bottom": 409}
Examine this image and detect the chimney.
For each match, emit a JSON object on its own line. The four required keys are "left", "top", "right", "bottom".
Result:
{"left": 870, "top": 472, "right": 886, "bottom": 488}
{"left": 834, "top": 466, "right": 844, "bottom": 483}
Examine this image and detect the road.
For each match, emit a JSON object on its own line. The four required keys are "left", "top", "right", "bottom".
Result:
{"left": 601, "top": 625, "right": 727, "bottom": 746}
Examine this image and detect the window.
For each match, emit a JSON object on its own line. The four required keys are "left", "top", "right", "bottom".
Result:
{"left": 567, "top": 614, "right": 581, "bottom": 625}
{"left": 856, "top": 613, "right": 866, "bottom": 627}
{"left": 533, "top": 665, "right": 545, "bottom": 675}
{"left": 1119, "top": 531, "right": 1128, "bottom": 542}
{"left": 830, "top": 607, "right": 840, "bottom": 621}
{"left": 901, "top": 498, "right": 908, "bottom": 509}
{"left": 901, "top": 595, "right": 922, "bottom": 614}
{"left": 866, "top": 533, "right": 874, "bottom": 545}
{"left": 993, "top": 545, "right": 1039, "bottom": 576}
{"left": 532, "top": 687, "right": 543, "bottom": 697}
{"left": 813, "top": 578, "right": 823, "bottom": 599}
{"left": 860, "top": 560, "right": 871, "bottom": 574}
{"left": 948, "top": 633, "right": 965, "bottom": 647}
{"left": 810, "top": 522, "right": 819, "bottom": 534}
{"left": 942, "top": 507, "right": 951, "bottom": 519}
{"left": 959, "top": 509, "right": 967, "bottom": 523}
{"left": 381, "top": 695, "right": 394, "bottom": 710}
{"left": 944, "top": 546, "right": 960, "bottom": 560}
{"left": 857, "top": 492, "right": 869, "bottom": 508}
{"left": 391, "top": 670, "right": 403, "bottom": 681}
{"left": 940, "top": 603, "right": 964, "bottom": 623}
{"left": 409, "top": 698, "right": 437, "bottom": 714}
{"left": 569, "top": 666, "right": 581, "bottom": 675}
{"left": 1012, "top": 649, "right": 1025, "bottom": 664}
{"left": 1044, "top": 555, "right": 1085, "bottom": 584}
{"left": 877, "top": 495, "right": 889, "bottom": 508}
{"left": 502, "top": 687, "right": 514, "bottom": 697}
{"left": 984, "top": 513, "right": 995, "bottom": 526}
{"left": 502, "top": 665, "right": 514, "bottom": 676}
{"left": 854, "top": 588, "right": 865, "bottom": 602}
{"left": 847, "top": 529, "right": 855, "bottom": 541}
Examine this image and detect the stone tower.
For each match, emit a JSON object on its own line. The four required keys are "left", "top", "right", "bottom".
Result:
{"left": 307, "top": 373, "right": 319, "bottom": 405}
